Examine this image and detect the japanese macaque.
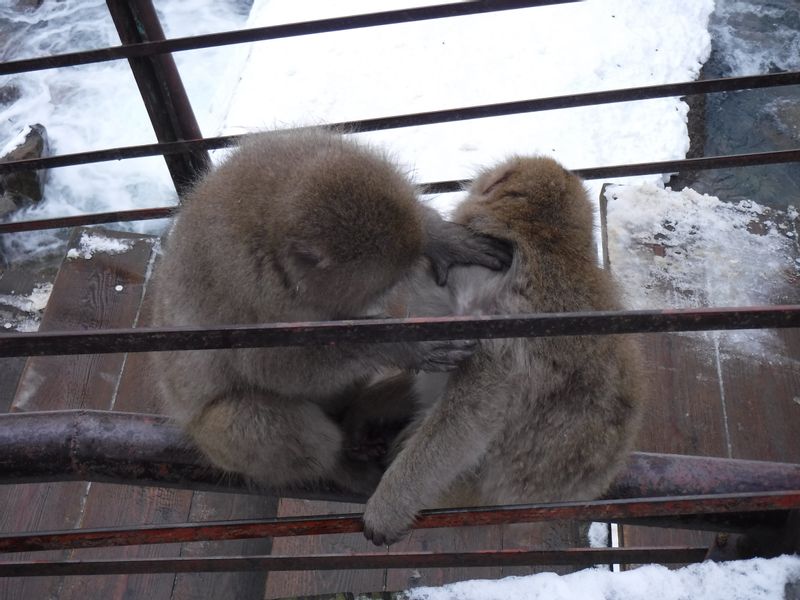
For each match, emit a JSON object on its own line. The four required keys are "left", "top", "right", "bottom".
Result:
{"left": 361, "top": 156, "right": 644, "bottom": 544}
{"left": 150, "top": 128, "right": 510, "bottom": 495}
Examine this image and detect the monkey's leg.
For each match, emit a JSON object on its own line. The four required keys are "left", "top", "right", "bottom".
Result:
{"left": 362, "top": 356, "right": 506, "bottom": 545}
{"left": 339, "top": 374, "right": 419, "bottom": 465}
{"left": 187, "top": 393, "right": 381, "bottom": 495}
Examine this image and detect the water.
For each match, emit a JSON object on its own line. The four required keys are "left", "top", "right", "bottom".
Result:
{"left": 0, "top": 0, "right": 251, "bottom": 265}
{"left": 672, "top": 0, "right": 800, "bottom": 211}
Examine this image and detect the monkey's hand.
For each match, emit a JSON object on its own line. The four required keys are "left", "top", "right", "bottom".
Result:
{"left": 410, "top": 339, "right": 477, "bottom": 372}
{"left": 424, "top": 219, "right": 512, "bottom": 286}
{"left": 362, "top": 484, "right": 420, "bottom": 546}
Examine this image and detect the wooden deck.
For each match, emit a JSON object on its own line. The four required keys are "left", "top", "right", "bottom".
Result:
{"left": 0, "top": 209, "right": 798, "bottom": 598}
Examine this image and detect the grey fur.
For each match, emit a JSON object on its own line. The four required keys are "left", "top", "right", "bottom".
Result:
{"left": 150, "top": 129, "right": 507, "bottom": 494}
{"left": 362, "top": 156, "right": 645, "bottom": 544}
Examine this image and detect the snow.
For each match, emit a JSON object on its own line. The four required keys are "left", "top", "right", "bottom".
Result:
{"left": 66, "top": 232, "right": 134, "bottom": 260}
{"left": 406, "top": 555, "right": 800, "bottom": 600}
{"left": 587, "top": 522, "right": 610, "bottom": 548}
{"left": 222, "top": 0, "right": 713, "bottom": 214}
{"left": 605, "top": 183, "right": 798, "bottom": 356}
{"left": 0, "top": 282, "right": 53, "bottom": 332}
{"left": 0, "top": 0, "right": 715, "bottom": 259}
{"left": 0, "top": 125, "right": 32, "bottom": 157}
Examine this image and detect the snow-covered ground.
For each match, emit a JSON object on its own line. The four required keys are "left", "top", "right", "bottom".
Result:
{"left": 223, "top": 0, "right": 712, "bottom": 214}
{"left": 1, "top": 0, "right": 712, "bottom": 260}
{"left": 606, "top": 184, "right": 799, "bottom": 358}
{"left": 406, "top": 555, "right": 800, "bottom": 600}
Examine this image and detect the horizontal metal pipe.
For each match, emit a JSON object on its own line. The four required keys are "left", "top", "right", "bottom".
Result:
{"left": 0, "top": 206, "right": 176, "bottom": 234}
{"left": 0, "top": 306, "right": 798, "bottom": 358}
{"left": 0, "top": 0, "right": 580, "bottom": 76}
{"left": 0, "top": 547, "right": 708, "bottom": 577}
{"left": 3, "top": 411, "right": 800, "bottom": 505}
{"left": 1, "top": 147, "right": 798, "bottom": 235}
{"left": 0, "top": 73, "right": 798, "bottom": 176}
{"left": 3, "top": 410, "right": 800, "bottom": 500}
{"left": 1, "top": 489, "right": 797, "bottom": 553}
{"left": 0, "top": 410, "right": 357, "bottom": 502}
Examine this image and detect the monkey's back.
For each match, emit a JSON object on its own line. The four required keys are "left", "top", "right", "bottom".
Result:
{"left": 450, "top": 156, "right": 644, "bottom": 506}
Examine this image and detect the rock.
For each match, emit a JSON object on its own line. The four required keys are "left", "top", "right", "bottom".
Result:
{"left": 14, "top": 0, "right": 44, "bottom": 10}
{"left": 0, "top": 85, "right": 21, "bottom": 108}
{"left": 0, "top": 124, "right": 49, "bottom": 219}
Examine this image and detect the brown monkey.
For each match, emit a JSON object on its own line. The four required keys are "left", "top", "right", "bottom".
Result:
{"left": 362, "top": 156, "right": 644, "bottom": 544}
{"left": 150, "top": 129, "right": 510, "bottom": 494}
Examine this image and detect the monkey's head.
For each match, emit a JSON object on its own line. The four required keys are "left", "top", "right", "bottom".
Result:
{"left": 276, "top": 152, "right": 425, "bottom": 317}
{"left": 456, "top": 156, "right": 595, "bottom": 259}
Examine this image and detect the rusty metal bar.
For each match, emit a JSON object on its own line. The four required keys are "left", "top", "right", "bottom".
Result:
{"left": 1, "top": 489, "right": 798, "bottom": 554}
{"left": 105, "top": 0, "right": 210, "bottom": 194}
{"left": 1, "top": 148, "right": 799, "bottom": 235}
{"left": 0, "top": 0, "right": 581, "bottom": 77}
{"left": 3, "top": 411, "right": 800, "bottom": 505}
{"left": 0, "top": 305, "right": 798, "bottom": 358}
{"left": 0, "top": 547, "right": 708, "bottom": 577}
{"left": 0, "top": 410, "right": 357, "bottom": 502}
{"left": 0, "top": 206, "right": 177, "bottom": 234}
{"left": 1, "top": 74, "right": 799, "bottom": 176}
{"left": 425, "top": 148, "right": 800, "bottom": 194}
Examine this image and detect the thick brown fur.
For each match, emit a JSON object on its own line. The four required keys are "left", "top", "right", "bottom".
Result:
{"left": 149, "top": 129, "right": 509, "bottom": 494}
{"left": 362, "top": 156, "right": 645, "bottom": 544}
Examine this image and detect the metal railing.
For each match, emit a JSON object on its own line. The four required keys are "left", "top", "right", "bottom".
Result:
{"left": 0, "top": 0, "right": 799, "bottom": 579}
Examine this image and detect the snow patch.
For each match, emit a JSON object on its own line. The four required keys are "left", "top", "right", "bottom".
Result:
{"left": 605, "top": 183, "right": 798, "bottom": 357}
{"left": 406, "top": 555, "right": 800, "bottom": 600}
{"left": 66, "top": 232, "right": 135, "bottom": 260}
{"left": 0, "top": 125, "right": 32, "bottom": 157}
{"left": 222, "top": 0, "right": 714, "bottom": 213}
{"left": 0, "top": 282, "right": 53, "bottom": 332}
{"left": 588, "top": 522, "right": 609, "bottom": 548}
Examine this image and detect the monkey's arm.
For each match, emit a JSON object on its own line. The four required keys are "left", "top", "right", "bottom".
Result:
{"left": 421, "top": 207, "right": 512, "bottom": 285}
{"left": 361, "top": 353, "right": 507, "bottom": 545}
{"left": 234, "top": 339, "right": 475, "bottom": 400}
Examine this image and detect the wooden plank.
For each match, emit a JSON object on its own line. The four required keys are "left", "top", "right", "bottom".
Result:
{"left": 617, "top": 333, "right": 721, "bottom": 553}
{"left": 0, "top": 357, "right": 24, "bottom": 413}
{"left": 264, "top": 500, "right": 385, "bottom": 599}
{"left": 386, "top": 524, "right": 502, "bottom": 591}
{"left": 55, "top": 247, "right": 192, "bottom": 600}
{"left": 500, "top": 521, "right": 586, "bottom": 577}
{"left": 718, "top": 331, "right": 800, "bottom": 463}
{"left": 50, "top": 252, "right": 280, "bottom": 600}
{"left": 608, "top": 196, "right": 800, "bottom": 559}
{"left": 171, "top": 492, "right": 278, "bottom": 600}
{"left": 0, "top": 228, "right": 157, "bottom": 600}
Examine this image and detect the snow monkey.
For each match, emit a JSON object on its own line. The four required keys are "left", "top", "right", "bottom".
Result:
{"left": 361, "top": 156, "right": 644, "bottom": 544}
{"left": 150, "top": 128, "right": 511, "bottom": 494}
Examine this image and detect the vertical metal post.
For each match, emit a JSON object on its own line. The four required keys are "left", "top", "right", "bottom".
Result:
{"left": 106, "top": 0, "right": 211, "bottom": 196}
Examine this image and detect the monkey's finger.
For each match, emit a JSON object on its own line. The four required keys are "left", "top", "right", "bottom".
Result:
{"left": 430, "top": 260, "right": 450, "bottom": 286}
{"left": 466, "top": 235, "right": 514, "bottom": 269}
